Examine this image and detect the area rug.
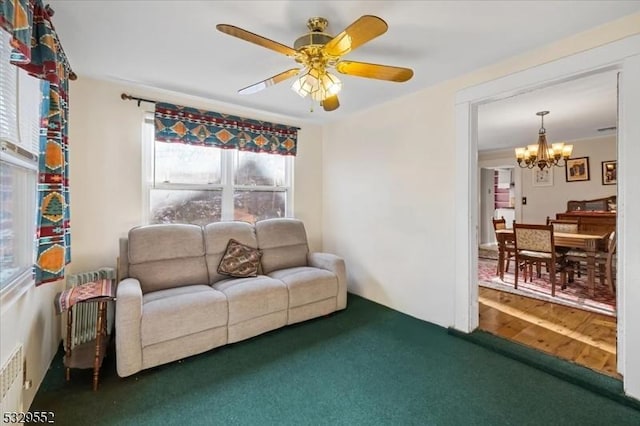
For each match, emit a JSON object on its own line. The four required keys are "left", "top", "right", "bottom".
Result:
{"left": 478, "top": 258, "right": 616, "bottom": 317}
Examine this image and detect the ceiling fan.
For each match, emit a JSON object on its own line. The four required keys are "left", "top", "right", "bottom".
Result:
{"left": 216, "top": 15, "right": 414, "bottom": 112}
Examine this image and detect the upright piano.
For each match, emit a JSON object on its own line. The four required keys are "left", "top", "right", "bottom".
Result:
{"left": 556, "top": 195, "right": 616, "bottom": 235}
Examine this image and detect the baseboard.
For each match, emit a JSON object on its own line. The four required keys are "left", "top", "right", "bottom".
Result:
{"left": 448, "top": 328, "right": 640, "bottom": 411}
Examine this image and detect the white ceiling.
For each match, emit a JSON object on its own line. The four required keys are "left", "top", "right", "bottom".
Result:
{"left": 477, "top": 70, "right": 619, "bottom": 151}
{"left": 48, "top": 1, "right": 639, "bottom": 125}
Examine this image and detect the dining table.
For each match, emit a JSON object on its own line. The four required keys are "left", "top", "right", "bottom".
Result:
{"left": 494, "top": 228, "right": 608, "bottom": 297}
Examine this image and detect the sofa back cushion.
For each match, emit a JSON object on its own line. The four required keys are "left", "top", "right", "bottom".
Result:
{"left": 255, "top": 218, "right": 309, "bottom": 274}
{"left": 204, "top": 221, "right": 259, "bottom": 284}
{"left": 128, "top": 224, "right": 208, "bottom": 293}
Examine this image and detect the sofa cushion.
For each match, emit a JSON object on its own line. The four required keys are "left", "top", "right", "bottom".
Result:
{"left": 268, "top": 267, "right": 338, "bottom": 308}
{"left": 217, "top": 239, "right": 262, "bottom": 278}
{"left": 128, "top": 224, "right": 208, "bottom": 293}
{"left": 255, "top": 218, "right": 309, "bottom": 274}
{"left": 141, "top": 285, "right": 228, "bottom": 347}
{"left": 213, "top": 276, "right": 287, "bottom": 326}
{"left": 204, "top": 221, "right": 258, "bottom": 284}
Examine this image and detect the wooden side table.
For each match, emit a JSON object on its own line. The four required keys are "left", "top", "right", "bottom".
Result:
{"left": 63, "top": 296, "right": 115, "bottom": 391}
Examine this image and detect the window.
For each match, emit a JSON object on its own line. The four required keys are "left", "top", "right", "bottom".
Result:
{"left": 143, "top": 117, "right": 293, "bottom": 225}
{"left": 0, "top": 31, "right": 41, "bottom": 293}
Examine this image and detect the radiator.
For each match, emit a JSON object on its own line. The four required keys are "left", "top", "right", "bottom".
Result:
{"left": 66, "top": 268, "right": 116, "bottom": 349}
{"left": 0, "top": 345, "right": 23, "bottom": 414}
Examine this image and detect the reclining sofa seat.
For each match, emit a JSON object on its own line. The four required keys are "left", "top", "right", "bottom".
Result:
{"left": 115, "top": 218, "right": 346, "bottom": 377}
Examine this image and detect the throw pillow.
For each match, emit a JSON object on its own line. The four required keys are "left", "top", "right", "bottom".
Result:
{"left": 217, "top": 239, "right": 262, "bottom": 278}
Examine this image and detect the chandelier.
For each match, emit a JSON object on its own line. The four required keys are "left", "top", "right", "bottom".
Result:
{"left": 514, "top": 111, "right": 573, "bottom": 170}
{"left": 291, "top": 67, "right": 342, "bottom": 103}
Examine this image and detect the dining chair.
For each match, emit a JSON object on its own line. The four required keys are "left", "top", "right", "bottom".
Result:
{"left": 513, "top": 223, "right": 566, "bottom": 297}
{"left": 492, "top": 216, "right": 515, "bottom": 275}
{"left": 546, "top": 217, "right": 579, "bottom": 234}
{"left": 602, "top": 231, "right": 617, "bottom": 293}
{"left": 547, "top": 217, "right": 580, "bottom": 278}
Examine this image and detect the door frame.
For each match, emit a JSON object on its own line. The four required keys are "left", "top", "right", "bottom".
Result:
{"left": 453, "top": 34, "right": 640, "bottom": 398}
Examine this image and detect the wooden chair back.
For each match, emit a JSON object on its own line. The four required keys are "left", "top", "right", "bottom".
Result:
{"left": 492, "top": 216, "right": 507, "bottom": 231}
{"left": 513, "top": 223, "right": 565, "bottom": 296}
{"left": 513, "top": 223, "right": 554, "bottom": 254}
{"left": 546, "top": 217, "right": 579, "bottom": 234}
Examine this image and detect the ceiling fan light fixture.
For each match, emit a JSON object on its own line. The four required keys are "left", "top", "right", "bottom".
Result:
{"left": 291, "top": 68, "right": 319, "bottom": 98}
{"left": 311, "top": 71, "right": 342, "bottom": 101}
{"left": 292, "top": 68, "right": 342, "bottom": 101}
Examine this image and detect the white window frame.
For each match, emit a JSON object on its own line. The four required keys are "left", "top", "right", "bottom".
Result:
{"left": 0, "top": 32, "right": 41, "bottom": 307}
{"left": 141, "top": 113, "right": 294, "bottom": 223}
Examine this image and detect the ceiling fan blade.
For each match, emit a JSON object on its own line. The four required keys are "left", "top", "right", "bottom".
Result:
{"left": 323, "top": 15, "right": 388, "bottom": 57}
{"left": 322, "top": 95, "right": 340, "bottom": 112}
{"left": 216, "top": 24, "right": 297, "bottom": 57}
{"left": 336, "top": 61, "right": 414, "bottom": 82}
{"left": 238, "top": 68, "right": 301, "bottom": 95}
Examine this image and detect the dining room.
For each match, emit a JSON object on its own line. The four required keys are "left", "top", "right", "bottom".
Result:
{"left": 475, "top": 69, "right": 619, "bottom": 378}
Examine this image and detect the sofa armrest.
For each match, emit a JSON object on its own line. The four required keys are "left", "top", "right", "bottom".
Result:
{"left": 308, "top": 252, "right": 347, "bottom": 310}
{"left": 115, "top": 278, "right": 143, "bottom": 377}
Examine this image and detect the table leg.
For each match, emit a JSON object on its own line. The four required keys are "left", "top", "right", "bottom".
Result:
{"left": 93, "top": 301, "right": 107, "bottom": 391}
{"left": 585, "top": 241, "right": 596, "bottom": 297}
{"left": 65, "top": 308, "right": 73, "bottom": 382}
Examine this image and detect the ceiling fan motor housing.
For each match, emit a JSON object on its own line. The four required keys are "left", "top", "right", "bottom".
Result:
{"left": 294, "top": 32, "right": 333, "bottom": 50}
{"left": 294, "top": 16, "right": 333, "bottom": 50}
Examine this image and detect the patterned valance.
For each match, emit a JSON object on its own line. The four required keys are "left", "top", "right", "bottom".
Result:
{"left": 154, "top": 102, "right": 298, "bottom": 156}
{"left": 0, "top": 0, "right": 75, "bottom": 82}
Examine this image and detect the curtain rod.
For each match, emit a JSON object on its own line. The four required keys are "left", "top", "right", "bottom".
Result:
{"left": 120, "top": 93, "right": 301, "bottom": 130}
{"left": 121, "top": 93, "right": 156, "bottom": 107}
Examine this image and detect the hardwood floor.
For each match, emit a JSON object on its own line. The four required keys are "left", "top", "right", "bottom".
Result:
{"left": 478, "top": 286, "right": 620, "bottom": 379}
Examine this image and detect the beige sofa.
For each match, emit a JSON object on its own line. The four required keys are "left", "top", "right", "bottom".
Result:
{"left": 115, "top": 218, "right": 347, "bottom": 377}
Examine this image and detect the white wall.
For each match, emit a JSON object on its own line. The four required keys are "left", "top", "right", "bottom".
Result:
{"left": 322, "top": 13, "right": 639, "bottom": 329}
{"left": 67, "top": 78, "right": 324, "bottom": 275}
{"left": 520, "top": 135, "right": 616, "bottom": 224}
{"left": 1, "top": 282, "right": 63, "bottom": 411}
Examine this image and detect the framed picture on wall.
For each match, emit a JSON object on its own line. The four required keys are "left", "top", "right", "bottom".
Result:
{"left": 532, "top": 167, "right": 553, "bottom": 187}
{"left": 565, "top": 157, "right": 590, "bottom": 182}
{"left": 602, "top": 160, "right": 617, "bottom": 185}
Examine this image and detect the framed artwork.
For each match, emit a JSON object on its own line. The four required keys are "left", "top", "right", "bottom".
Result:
{"left": 532, "top": 167, "right": 553, "bottom": 187}
{"left": 565, "top": 157, "right": 590, "bottom": 182}
{"left": 601, "top": 160, "right": 617, "bottom": 185}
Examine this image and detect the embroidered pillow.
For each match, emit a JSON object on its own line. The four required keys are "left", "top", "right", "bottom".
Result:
{"left": 217, "top": 239, "right": 262, "bottom": 278}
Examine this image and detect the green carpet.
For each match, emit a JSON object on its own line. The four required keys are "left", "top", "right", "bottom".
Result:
{"left": 31, "top": 294, "right": 639, "bottom": 425}
{"left": 448, "top": 328, "right": 640, "bottom": 411}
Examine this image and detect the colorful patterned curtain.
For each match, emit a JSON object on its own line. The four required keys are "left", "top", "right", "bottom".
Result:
{"left": 155, "top": 102, "right": 298, "bottom": 156}
{"left": 1, "top": 0, "right": 74, "bottom": 285}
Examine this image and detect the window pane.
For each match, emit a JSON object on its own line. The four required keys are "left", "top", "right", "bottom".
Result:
{"left": 155, "top": 142, "right": 222, "bottom": 185}
{"left": 0, "top": 161, "right": 36, "bottom": 289}
{"left": 150, "top": 189, "right": 222, "bottom": 226}
{"left": 235, "top": 151, "right": 285, "bottom": 186}
{"left": 234, "top": 190, "right": 285, "bottom": 223}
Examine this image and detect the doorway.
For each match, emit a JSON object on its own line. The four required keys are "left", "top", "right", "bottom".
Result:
{"left": 453, "top": 35, "right": 640, "bottom": 397}
{"left": 473, "top": 71, "right": 619, "bottom": 377}
{"left": 479, "top": 166, "right": 516, "bottom": 250}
